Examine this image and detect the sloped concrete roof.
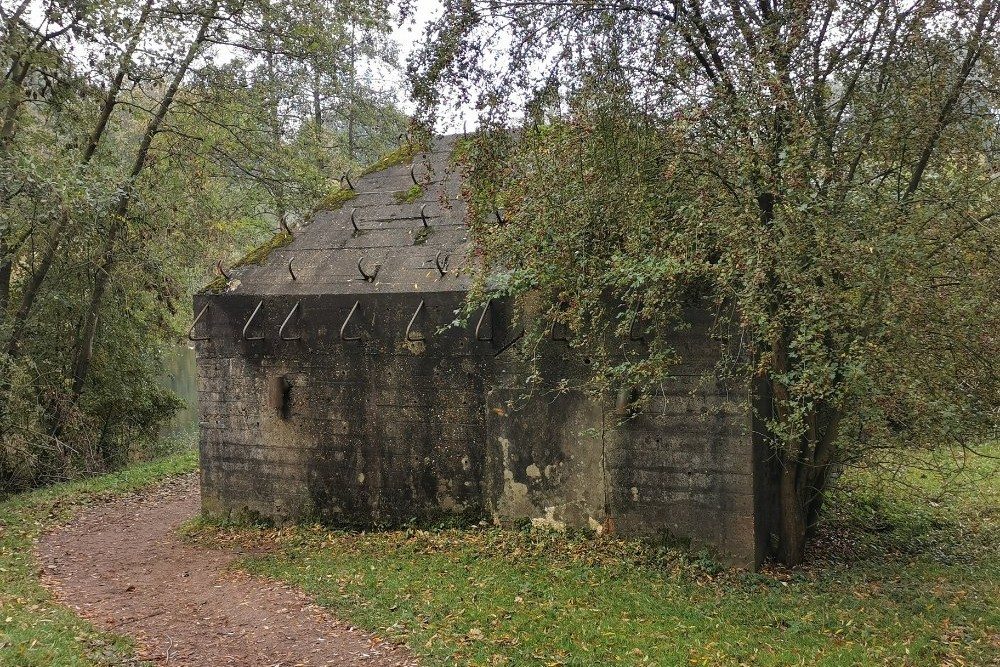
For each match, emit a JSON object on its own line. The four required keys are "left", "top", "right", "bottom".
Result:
{"left": 220, "top": 135, "right": 471, "bottom": 296}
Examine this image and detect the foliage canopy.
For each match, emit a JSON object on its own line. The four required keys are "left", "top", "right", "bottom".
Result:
{"left": 413, "top": 0, "right": 1000, "bottom": 563}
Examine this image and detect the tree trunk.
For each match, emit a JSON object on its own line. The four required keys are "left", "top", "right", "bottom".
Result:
{"left": 346, "top": 20, "right": 357, "bottom": 161}
{"left": 312, "top": 66, "right": 324, "bottom": 170}
{"left": 777, "top": 458, "right": 808, "bottom": 565}
{"left": 69, "top": 0, "right": 218, "bottom": 398}
{"left": 761, "top": 335, "right": 843, "bottom": 566}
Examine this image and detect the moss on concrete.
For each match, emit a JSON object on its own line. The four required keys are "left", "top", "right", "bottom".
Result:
{"left": 233, "top": 231, "right": 294, "bottom": 269}
{"left": 201, "top": 228, "right": 298, "bottom": 294}
{"left": 314, "top": 187, "right": 357, "bottom": 213}
{"left": 202, "top": 275, "right": 229, "bottom": 293}
{"left": 396, "top": 184, "right": 424, "bottom": 203}
{"left": 414, "top": 226, "right": 433, "bottom": 245}
{"left": 360, "top": 140, "right": 428, "bottom": 176}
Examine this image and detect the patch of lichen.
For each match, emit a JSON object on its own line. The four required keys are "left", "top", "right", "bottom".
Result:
{"left": 395, "top": 184, "right": 423, "bottom": 203}
{"left": 314, "top": 187, "right": 357, "bottom": 213}
{"left": 202, "top": 275, "right": 229, "bottom": 294}
{"left": 232, "top": 230, "right": 293, "bottom": 269}
{"left": 414, "top": 226, "right": 433, "bottom": 245}
{"left": 360, "top": 138, "right": 429, "bottom": 176}
{"left": 450, "top": 135, "right": 476, "bottom": 164}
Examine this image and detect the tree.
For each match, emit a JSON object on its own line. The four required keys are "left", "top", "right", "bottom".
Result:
{"left": 412, "top": 0, "right": 1000, "bottom": 564}
{"left": 0, "top": 0, "right": 405, "bottom": 493}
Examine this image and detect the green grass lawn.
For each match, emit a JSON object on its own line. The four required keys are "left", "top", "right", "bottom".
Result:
{"left": 0, "top": 450, "right": 197, "bottom": 666}
{"left": 189, "top": 445, "right": 1000, "bottom": 667}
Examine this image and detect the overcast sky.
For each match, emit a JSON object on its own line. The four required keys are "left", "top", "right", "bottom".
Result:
{"left": 388, "top": 0, "right": 479, "bottom": 133}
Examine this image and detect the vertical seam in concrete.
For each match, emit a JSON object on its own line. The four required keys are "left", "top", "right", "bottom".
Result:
{"left": 601, "top": 402, "right": 610, "bottom": 519}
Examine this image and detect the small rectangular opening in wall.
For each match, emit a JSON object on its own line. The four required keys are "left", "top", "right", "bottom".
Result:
{"left": 268, "top": 375, "right": 293, "bottom": 419}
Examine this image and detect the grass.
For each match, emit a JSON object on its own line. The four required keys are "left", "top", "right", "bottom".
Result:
{"left": 0, "top": 450, "right": 198, "bottom": 666}
{"left": 187, "top": 445, "right": 1000, "bottom": 666}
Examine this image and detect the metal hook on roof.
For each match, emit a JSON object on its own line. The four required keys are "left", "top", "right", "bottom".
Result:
{"left": 340, "top": 300, "right": 361, "bottom": 342}
{"left": 340, "top": 170, "right": 354, "bottom": 190}
{"left": 288, "top": 257, "right": 297, "bottom": 281}
{"left": 242, "top": 300, "right": 265, "bottom": 341}
{"left": 188, "top": 304, "right": 210, "bottom": 341}
{"left": 434, "top": 250, "right": 451, "bottom": 278}
{"left": 278, "top": 301, "right": 302, "bottom": 341}
{"left": 216, "top": 260, "right": 230, "bottom": 281}
{"left": 409, "top": 163, "right": 419, "bottom": 186}
{"left": 350, "top": 207, "right": 359, "bottom": 233}
{"left": 474, "top": 300, "right": 493, "bottom": 342}
{"left": 420, "top": 203, "right": 429, "bottom": 228}
{"left": 434, "top": 251, "right": 449, "bottom": 278}
{"left": 357, "top": 256, "right": 379, "bottom": 282}
{"left": 405, "top": 299, "right": 426, "bottom": 342}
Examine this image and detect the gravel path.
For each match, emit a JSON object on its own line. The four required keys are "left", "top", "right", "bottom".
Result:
{"left": 37, "top": 474, "right": 417, "bottom": 667}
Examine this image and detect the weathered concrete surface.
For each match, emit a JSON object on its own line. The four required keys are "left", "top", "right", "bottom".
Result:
{"left": 194, "top": 135, "right": 764, "bottom": 565}
{"left": 485, "top": 309, "right": 756, "bottom": 563}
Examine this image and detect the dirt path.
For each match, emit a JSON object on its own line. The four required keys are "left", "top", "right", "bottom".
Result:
{"left": 37, "top": 474, "right": 418, "bottom": 667}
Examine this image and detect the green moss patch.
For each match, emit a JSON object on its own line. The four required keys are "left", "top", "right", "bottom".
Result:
{"left": 414, "top": 226, "right": 432, "bottom": 245}
{"left": 232, "top": 231, "right": 293, "bottom": 269}
{"left": 395, "top": 184, "right": 424, "bottom": 204}
{"left": 360, "top": 140, "right": 428, "bottom": 176}
{"left": 314, "top": 187, "right": 357, "bottom": 213}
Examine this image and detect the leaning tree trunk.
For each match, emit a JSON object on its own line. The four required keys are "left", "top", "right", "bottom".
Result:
{"left": 69, "top": 0, "right": 218, "bottom": 399}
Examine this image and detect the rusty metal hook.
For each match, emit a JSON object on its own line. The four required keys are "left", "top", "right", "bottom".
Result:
{"left": 288, "top": 257, "right": 297, "bottom": 281}
{"left": 434, "top": 251, "right": 449, "bottom": 277}
{"left": 357, "top": 257, "right": 379, "bottom": 282}
{"left": 494, "top": 329, "right": 525, "bottom": 357}
{"left": 188, "top": 304, "right": 210, "bottom": 341}
{"left": 340, "top": 300, "right": 361, "bottom": 342}
{"left": 474, "top": 300, "right": 493, "bottom": 341}
{"left": 216, "top": 260, "right": 230, "bottom": 280}
{"left": 628, "top": 314, "right": 646, "bottom": 342}
{"left": 350, "top": 207, "right": 359, "bottom": 233}
{"left": 341, "top": 170, "right": 354, "bottom": 190}
{"left": 242, "top": 300, "right": 265, "bottom": 341}
{"left": 279, "top": 301, "right": 302, "bottom": 341}
{"left": 420, "top": 203, "right": 429, "bottom": 228}
{"left": 409, "top": 163, "right": 419, "bottom": 186}
{"left": 405, "top": 299, "right": 426, "bottom": 342}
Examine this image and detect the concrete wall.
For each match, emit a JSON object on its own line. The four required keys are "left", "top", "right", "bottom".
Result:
{"left": 195, "top": 295, "right": 759, "bottom": 563}
{"left": 484, "top": 309, "right": 757, "bottom": 563}
{"left": 195, "top": 291, "right": 489, "bottom": 525}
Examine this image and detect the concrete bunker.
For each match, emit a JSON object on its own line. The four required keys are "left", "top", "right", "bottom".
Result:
{"left": 192, "top": 135, "right": 770, "bottom": 565}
